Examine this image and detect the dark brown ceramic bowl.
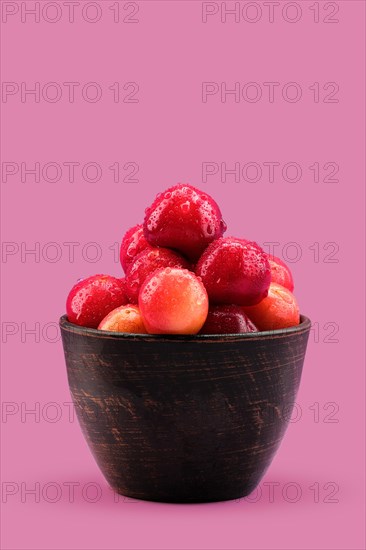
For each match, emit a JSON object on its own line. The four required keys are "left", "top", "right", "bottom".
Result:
{"left": 60, "top": 314, "right": 311, "bottom": 503}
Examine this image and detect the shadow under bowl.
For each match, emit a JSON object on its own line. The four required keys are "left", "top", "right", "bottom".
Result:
{"left": 60, "top": 314, "right": 311, "bottom": 503}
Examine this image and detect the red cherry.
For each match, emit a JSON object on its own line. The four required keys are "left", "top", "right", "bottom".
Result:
{"left": 66, "top": 275, "right": 128, "bottom": 328}
{"left": 199, "top": 305, "right": 257, "bottom": 334}
{"left": 196, "top": 237, "right": 271, "bottom": 306}
{"left": 243, "top": 283, "right": 300, "bottom": 330}
{"left": 268, "top": 255, "right": 294, "bottom": 292}
{"left": 143, "top": 184, "right": 227, "bottom": 261}
{"left": 125, "top": 247, "right": 190, "bottom": 303}
{"left": 139, "top": 267, "right": 208, "bottom": 334}
{"left": 120, "top": 224, "right": 152, "bottom": 273}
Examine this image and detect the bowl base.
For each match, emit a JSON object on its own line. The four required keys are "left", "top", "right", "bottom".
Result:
{"left": 110, "top": 484, "right": 257, "bottom": 504}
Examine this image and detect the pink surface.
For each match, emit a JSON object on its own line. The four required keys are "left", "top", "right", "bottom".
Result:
{"left": 1, "top": 1, "right": 365, "bottom": 549}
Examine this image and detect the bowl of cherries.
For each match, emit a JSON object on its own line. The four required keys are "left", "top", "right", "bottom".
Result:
{"left": 60, "top": 184, "right": 311, "bottom": 503}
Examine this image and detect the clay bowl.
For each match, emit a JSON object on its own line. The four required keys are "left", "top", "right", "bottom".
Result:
{"left": 60, "top": 314, "right": 311, "bottom": 503}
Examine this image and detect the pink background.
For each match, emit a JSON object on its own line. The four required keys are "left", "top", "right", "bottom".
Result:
{"left": 1, "top": 1, "right": 365, "bottom": 548}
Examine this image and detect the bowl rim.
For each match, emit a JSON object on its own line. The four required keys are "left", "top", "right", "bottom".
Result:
{"left": 59, "top": 314, "right": 311, "bottom": 342}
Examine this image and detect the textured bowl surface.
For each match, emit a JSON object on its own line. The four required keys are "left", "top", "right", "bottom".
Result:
{"left": 60, "top": 315, "right": 311, "bottom": 503}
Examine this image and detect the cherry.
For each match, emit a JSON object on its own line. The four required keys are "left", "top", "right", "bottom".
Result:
{"left": 66, "top": 275, "right": 128, "bottom": 328}
{"left": 143, "top": 184, "right": 226, "bottom": 261}
{"left": 125, "top": 247, "right": 190, "bottom": 303}
{"left": 139, "top": 267, "right": 208, "bottom": 334}
{"left": 196, "top": 237, "right": 271, "bottom": 306}
{"left": 65, "top": 184, "right": 303, "bottom": 335}
{"left": 120, "top": 224, "right": 152, "bottom": 273}
{"left": 199, "top": 305, "right": 257, "bottom": 334}
{"left": 268, "top": 255, "right": 294, "bottom": 292}
{"left": 243, "top": 282, "right": 300, "bottom": 331}
{"left": 98, "top": 305, "right": 147, "bottom": 333}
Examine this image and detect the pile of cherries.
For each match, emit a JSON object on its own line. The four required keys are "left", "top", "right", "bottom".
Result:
{"left": 66, "top": 184, "right": 299, "bottom": 335}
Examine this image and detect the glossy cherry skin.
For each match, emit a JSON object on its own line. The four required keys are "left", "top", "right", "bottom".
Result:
{"left": 66, "top": 275, "right": 128, "bottom": 328}
{"left": 199, "top": 305, "right": 258, "bottom": 334}
{"left": 268, "top": 255, "right": 294, "bottom": 292}
{"left": 243, "top": 282, "right": 300, "bottom": 331}
{"left": 196, "top": 237, "right": 271, "bottom": 306}
{"left": 139, "top": 267, "right": 209, "bottom": 334}
{"left": 125, "top": 247, "right": 190, "bottom": 303}
{"left": 120, "top": 224, "right": 152, "bottom": 273}
{"left": 143, "top": 184, "right": 227, "bottom": 261}
{"left": 98, "top": 305, "right": 147, "bottom": 333}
